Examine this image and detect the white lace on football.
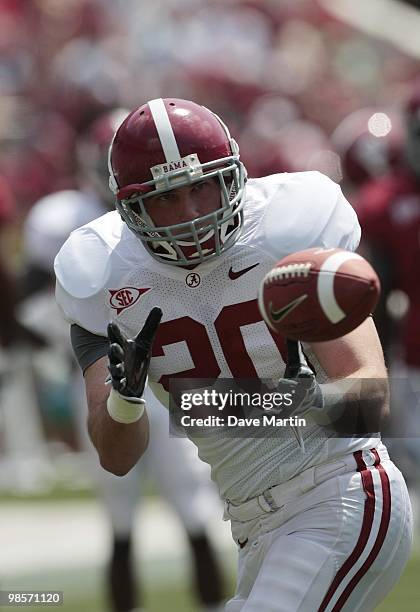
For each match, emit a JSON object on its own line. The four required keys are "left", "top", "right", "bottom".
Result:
{"left": 266, "top": 262, "right": 312, "bottom": 282}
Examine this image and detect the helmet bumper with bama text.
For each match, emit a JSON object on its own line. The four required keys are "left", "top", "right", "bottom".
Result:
{"left": 108, "top": 98, "right": 246, "bottom": 266}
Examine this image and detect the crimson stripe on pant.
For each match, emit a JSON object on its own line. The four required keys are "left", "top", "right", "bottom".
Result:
{"left": 317, "top": 449, "right": 391, "bottom": 611}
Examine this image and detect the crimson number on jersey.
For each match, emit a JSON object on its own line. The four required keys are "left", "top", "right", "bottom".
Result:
{"left": 152, "top": 298, "right": 287, "bottom": 391}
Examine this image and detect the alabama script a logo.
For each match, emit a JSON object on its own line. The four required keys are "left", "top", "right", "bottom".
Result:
{"left": 109, "top": 287, "right": 150, "bottom": 315}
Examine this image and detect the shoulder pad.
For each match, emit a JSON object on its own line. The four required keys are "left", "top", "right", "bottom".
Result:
{"left": 54, "top": 227, "right": 111, "bottom": 299}
{"left": 260, "top": 171, "right": 359, "bottom": 256}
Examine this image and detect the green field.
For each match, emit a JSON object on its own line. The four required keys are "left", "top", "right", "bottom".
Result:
{"left": 3, "top": 555, "right": 418, "bottom": 611}
{"left": 70, "top": 556, "right": 420, "bottom": 611}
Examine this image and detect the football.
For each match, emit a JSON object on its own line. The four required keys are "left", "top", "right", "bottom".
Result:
{"left": 258, "top": 247, "right": 380, "bottom": 342}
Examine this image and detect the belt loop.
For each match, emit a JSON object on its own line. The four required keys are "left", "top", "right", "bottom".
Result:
{"left": 362, "top": 449, "right": 376, "bottom": 467}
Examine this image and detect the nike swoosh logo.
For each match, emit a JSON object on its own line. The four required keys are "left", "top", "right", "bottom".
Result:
{"left": 229, "top": 263, "right": 260, "bottom": 280}
{"left": 269, "top": 294, "right": 308, "bottom": 322}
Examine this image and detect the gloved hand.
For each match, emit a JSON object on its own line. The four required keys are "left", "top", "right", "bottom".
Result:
{"left": 271, "top": 339, "right": 323, "bottom": 420}
{"left": 274, "top": 372, "right": 323, "bottom": 419}
{"left": 107, "top": 307, "right": 162, "bottom": 399}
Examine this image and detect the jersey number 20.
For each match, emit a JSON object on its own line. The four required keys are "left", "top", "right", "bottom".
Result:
{"left": 152, "top": 298, "right": 287, "bottom": 391}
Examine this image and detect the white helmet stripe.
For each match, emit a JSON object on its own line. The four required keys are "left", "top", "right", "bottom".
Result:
{"left": 148, "top": 98, "right": 181, "bottom": 162}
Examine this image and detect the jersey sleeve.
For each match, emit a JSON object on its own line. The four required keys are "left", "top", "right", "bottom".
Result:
{"left": 54, "top": 226, "right": 111, "bottom": 335}
{"left": 261, "top": 172, "right": 361, "bottom": 259}
{"left": 70, "top": 324, "right": 109, "bottom": 372}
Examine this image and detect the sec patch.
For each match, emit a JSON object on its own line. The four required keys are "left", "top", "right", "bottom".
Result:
{"left": 109, "top": 287, "right": 150, "bottom": 315}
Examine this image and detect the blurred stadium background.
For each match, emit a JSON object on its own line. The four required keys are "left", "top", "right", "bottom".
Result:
{"left": 1, "top": 0, "right": 420, "bottom": 610}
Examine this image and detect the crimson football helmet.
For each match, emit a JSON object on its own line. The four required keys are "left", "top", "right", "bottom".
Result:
{"left": 108, "top": 98, "right": 246, "bottom": 266}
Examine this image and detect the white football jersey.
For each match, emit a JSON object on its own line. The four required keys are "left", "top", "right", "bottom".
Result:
{"left": 55, "top": 172, "right": 380, "bottom": 503}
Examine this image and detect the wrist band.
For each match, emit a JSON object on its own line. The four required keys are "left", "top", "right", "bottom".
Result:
{"left": 107, "top": 388, "right": 146, "bottom": 424}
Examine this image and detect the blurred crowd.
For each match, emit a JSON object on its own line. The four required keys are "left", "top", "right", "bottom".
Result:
{"left": 0, "top": 0, "right": 418, "bottom": 217}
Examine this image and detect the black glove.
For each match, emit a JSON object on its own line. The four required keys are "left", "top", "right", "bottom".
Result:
{"left": 273, "top": 340, "right": 323, "bottom": 419}
{"left": 107, "top": 307, "right": 162, "bottom": 398}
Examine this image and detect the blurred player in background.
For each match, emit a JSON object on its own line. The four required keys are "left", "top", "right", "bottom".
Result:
{"left": 55, "top": 97, "right": 412, "bottom": 611}
{"left": 331, "top": 107, "right": 405, "bottom": 353}
{"left": 354, "top": 83, "right": 420, "bottom": 526}
{"left": 0, "top": 175, "right": 53, "bottom": 493}
{"left": 331, "top": 107, "right": 404, "bottom": 203}
{"left": 20, "top": 113, "right": 226, "bottom": 612}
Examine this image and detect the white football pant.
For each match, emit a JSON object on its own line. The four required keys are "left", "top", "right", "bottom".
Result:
{"left": 225, "top": 446, "right": 412, "bottom": 612}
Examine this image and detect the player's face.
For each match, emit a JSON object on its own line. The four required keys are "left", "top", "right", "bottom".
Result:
{"left": 143, "top": 179, "right": 221, "bottom": 234}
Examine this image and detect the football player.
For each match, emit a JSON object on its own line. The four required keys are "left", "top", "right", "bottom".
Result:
{"left": 55, "top": 98, "right": 413, "bottom": 611}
